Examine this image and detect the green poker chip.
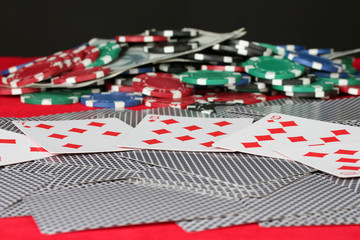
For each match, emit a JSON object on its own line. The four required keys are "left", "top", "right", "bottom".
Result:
{"left": 179, "top": 70, "right": 242, "bottom": 86}
{"left": 254, "top": 42, "right": 287, "bottom": 56}
{"left": 20, "top": 91, "right": 79, "bottom": 105}
{"left": 271, "top": 80, "right": 335, "bottom": 93}
{"left": 88, "top": 42, "right": 121, "bottom": 67}
{"left": 317, "top": 77, "right": 360, "bottom": 86}
{"left": 244, "top": 56, "right": 305, "bottom": 80}
{"left": 55, "top": 88, "right": 103, "bottom": 96}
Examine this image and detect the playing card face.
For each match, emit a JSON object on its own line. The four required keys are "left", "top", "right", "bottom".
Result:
{"left": 0, "top": 129, "right": 52, "bottom": 166}
{"left": 13, "top": 118, "right": 134, "bottom": 154}
{"left": 276, "top": 142, "right": 360, "bottom": 178}
{"left": 117, "top": 115, "right": 253, "bottom": 152}
{"left": 214, "top": 113, "right": 360, "bottom": 159}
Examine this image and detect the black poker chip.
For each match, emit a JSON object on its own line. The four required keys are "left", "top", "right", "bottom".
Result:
{"left": 225, "top": 39, "right": 268, "bottom": 52}
{"left": 212, "top": 43, "right": 271, "bottom": 57}
{"left": 183, "top": 52, "right": 244, "bottom": 64}
{"left": 145, "top": 29, "right": 199, "bottom": 38}
{"left": 187, "top": 101, "right": 241, "bottom": 114}
{"left": 255, "top": 75, "right": 316, "bottom": 86}
{"left": 144, "top": 42, "right": 199, "bottom": 54}
{"left": 157, "top": 62, "right": 198, "bottom": 74}
{"left": 280, "top": 88, "right": 340, "bottom": 98}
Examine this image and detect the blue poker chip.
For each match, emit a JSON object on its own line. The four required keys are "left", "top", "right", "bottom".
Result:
{"left": 354, "top": 71, "right": 360, "bottom": 77}
{"left": 233, "top": 73, "right": 252, "bottom": 86}
{"left": 0, "top": 61, "right": 34, "bottom": 76}
{"left": 312, "top": 70, "right": 350, "bottom": 79}
{"left": 277, "top": 45, "right": 306, "bottom": 51}
{"left": 286, "top": 52, "right": 344, "bottom": 73}
{"left": 120, "top": 67, "right": 155, "bottom": 75}
{"left": 80, "top": 92, "right": 143, "bottom": 109}
{"left": 299, "top": 48, "right": 333, "bottom": 56}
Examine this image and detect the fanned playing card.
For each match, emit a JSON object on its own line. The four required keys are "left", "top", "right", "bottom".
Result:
{"left": 118, "top": 115, "right": 253, "bottom": 151}
{"left": 276, "top": 142, "right": 360, "bottom": 178}
{"left": 0, "top": 129, "right": 52, "bottom": 166}
{"left": 13, "top": 118, "right": 134, "bottom": 154}
{"left": 214, "top": 113, "right": 360, "bottom": 159}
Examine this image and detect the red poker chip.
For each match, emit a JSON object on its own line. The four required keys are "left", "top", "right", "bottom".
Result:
{"left": 4, "top": 60, "right": 64, "bottom": 87}
{"left": 115, "top": 35, "right": 168, "bottom": 43}
{"left": 205, "top": 92, "right": 267, "bottom": 104}
{"left": 338, "top": 85, "right": 360, "bottom": 95}
{"left": 105, "top": 83, "right": 138, "bottom": 92}
{"left": 51, "top": 66, "right": 111, "bottom": 85}
{"left": 200, "top": 65, "right": 245, "bottom": 72}
{"left": 132, "top": 73, "right": 193, "bottom": 99}
{"left": 0, "top": 86, "right": 44, "bottom": 95}
{"left": 144, "top": 95, "right": 205, "bottom": 109}
{"left": 72, "top": 46, "right": 100, "bottom": 70}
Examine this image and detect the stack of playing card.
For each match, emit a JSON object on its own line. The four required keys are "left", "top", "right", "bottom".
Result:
{"left": 2, "top": 107, "right": 360, "bottom": 235}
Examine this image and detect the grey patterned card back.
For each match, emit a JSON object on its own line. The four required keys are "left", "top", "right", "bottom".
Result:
{"left": 25, "top": 180, "right": 248, "bottom": 234}
{"left": 214, "top": 107, "right": 264, "bottom": 120}
{"left": 0, "top": 169, "right": 54, "bottom": 211}
{"left": 5, "top": 161, "right": 138, "bottom": 188}
{"left": 259, "top": 207, "right": 360, "bottom": 227}
{"left": 130, "top": 167, "right": 305, "bottom": 199}
{"left": 177, "top": 173, "right": 360, "bottom": 232}
{"left": 0, "top": 200, "right": 30, "bottom": 218}
{"left": 247, "top": 98, "right": 360, "bottom": 122}
{"left": 120, "top": 150, "right": 314, "bottom": 187}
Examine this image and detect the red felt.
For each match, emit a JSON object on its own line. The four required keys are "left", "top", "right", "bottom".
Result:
{"left": 1, "top": 57, "right": 360, "bottom": 239}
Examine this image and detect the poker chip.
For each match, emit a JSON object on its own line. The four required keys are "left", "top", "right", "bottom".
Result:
{"left": 186, "top": 101, "right": 238, "bottom": 114}
{"left": 282, "top": 88, "right": 339, "bottom": 98}
{"left": 212, "top": 44, "right": 271, "bottom": 57}
{"left": 226, "top": 39, "right": 267, "bottom": 52}
{"left": 133, "top": 72, "right": 193, "bottom": 99}
{"left": 145, "top": 29, "right": 199, "bottom": 38}
{"left": 254, "top": 42, "right": 287, "bottom": 56}
{"left": 244, "top": 56, "right": 305, "bottom": 80}
{"left": 277, "top": 44, "right": 306, "bottom": 51}
{"left": 286, "top": 52, "right": 344, "bottom": 73}
{"left": 114, "top": 35, "right": 168, "bottom": 43}
{"left": 200, "top": 64, "right": 245, "bottom": 72}
{"left": 51, "top": 67, "right": 111, "bottom": 85}
{"left": 158, "top": 63, "right": 196, "bottom": 74}
{"left": 255, "top": 76, "right": 315, "bottom": 86}
{"left": 72, "top": 46, "right": 100, "bottom": 70}
{"left": 21, "top": 91, "right": 79, "bottom": 105}
{"left": 0, "top": 61, "right": 34, "bottom": 76}
{"left": 271, "top": 80, "right": 335, "bottom": 93}
{"left": 4, "top": 60, "right": 64, "bottom": 87}
{"left": 183, "top": 53, "right": 243, "bottom": 64}
{"left": 338, "top": 85, "right": 360, "bottom": 95}
{"left": 144, "top": 42, "right": 199, "bottom": 54}
{"left": 205, "top": 92, "right": 266, "bottom": 104}
{"left": 179, "top": 70, "right": 242, "bottom": 86}
{"left": 88, "top": 42, "right": 121, "bottom": 67}
{"left": 316, "top": 77, "right": 360, "bottom": 86}
{"left": 232, "top": 74, "right": 252, "bottom": 86}
{"left": 58, "top": 88, "right": 103, "bottom": 96}
{"left": 0, "top": 86, "right": 44, "bottom": 95}
{"left": 299, "top": 48, "right": 334, "bottom": 56}
{"left": 311, "top": 71, "right": 350, "bottom": 79}
{"left": 120, "top": 66, "right": 155, "bottom": 75}
{"left": 81, "top": 92, "right": 143, "bottom": 109}
{"left": 227, "top": 82, "right": 267, "bottom": 91}
{"left": 144, "top": 95, "right": 205, "bottom": 109}
{"left": 106, "top": 77, "right": 137, "bottom": 92}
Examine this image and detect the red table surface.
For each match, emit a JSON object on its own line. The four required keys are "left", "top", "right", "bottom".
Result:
{"left": 1, "top": 56, "right": 360, "bottom": 240}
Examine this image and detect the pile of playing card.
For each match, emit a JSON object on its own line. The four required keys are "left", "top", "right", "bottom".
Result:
{"left": 1, "top": 107, "right": 360, "bottom": 235}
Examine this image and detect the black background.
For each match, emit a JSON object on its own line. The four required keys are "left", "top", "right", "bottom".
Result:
{"left": 1, "top": 0, "right": 359, "bottom": 56}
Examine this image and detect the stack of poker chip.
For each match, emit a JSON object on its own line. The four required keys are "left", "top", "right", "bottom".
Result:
{"left": 1, "top": 27, "right": 359, "bottom": 110}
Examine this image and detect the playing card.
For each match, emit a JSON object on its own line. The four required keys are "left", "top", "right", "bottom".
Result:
{"left": 118, "top": 115, "right": 253, "bottom": 151}
{"left": 13, "top": 118, "right": 134, "bottom": 154}
{"left": 214, "top": 113, "right": 360, "bottom": 159}
{"left": 177, "top": 173, "right": 360, "bottom": 232}
{"left": 0, "top": 128, "right": 52, "bottom": 166}
{"left": 276, "top": 142, "right": 360, "bottom": 178}
{"left": 25, "top": 180, "right": 247, "bottom": 234}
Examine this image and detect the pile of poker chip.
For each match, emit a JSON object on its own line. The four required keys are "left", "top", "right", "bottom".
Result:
{"left": 1, "top": 28, "right": 359, "bottom": 112}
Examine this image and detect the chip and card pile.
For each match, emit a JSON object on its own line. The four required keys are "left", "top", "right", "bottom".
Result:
{"left": 1, "top": 28, "right": 360, "bottom": 235}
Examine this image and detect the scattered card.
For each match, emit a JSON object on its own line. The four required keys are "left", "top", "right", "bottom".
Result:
{"left": 0, "top": 129, "right": 52, "bottom": 166}
{"left": 117, "top": 115, "right": 253, "bottom": 152}
{"left": 13, "top": 118, "right": 133, "bottom": 154}
{"left": 214, "top": 113, "right": 360, "bottom": 159}
{"left": 276, "top": 142, "right": 360, "bottom": 178}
